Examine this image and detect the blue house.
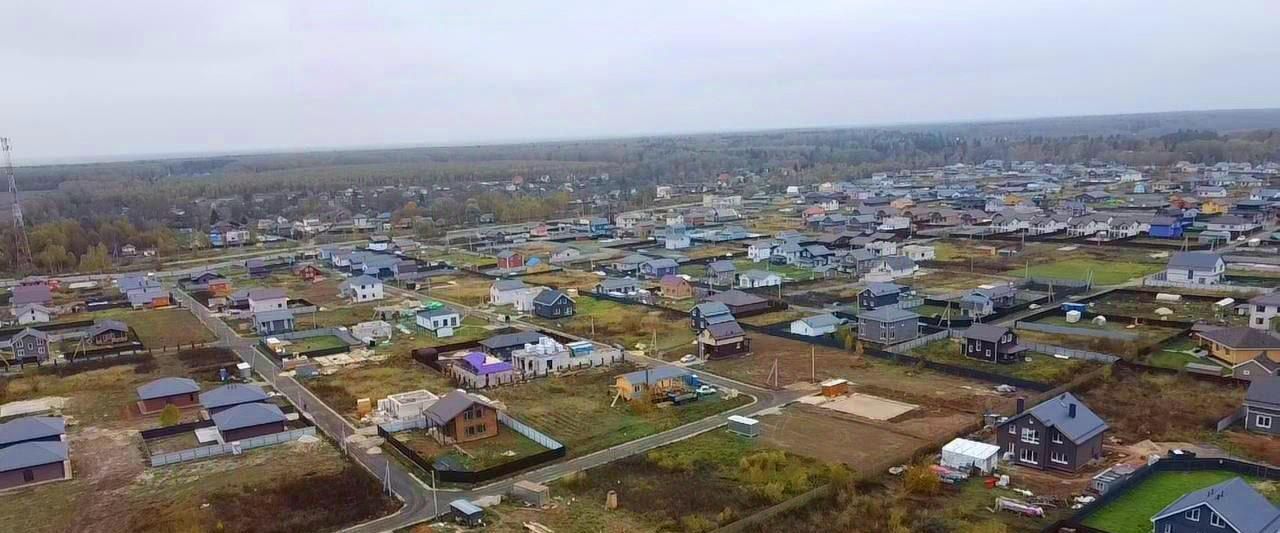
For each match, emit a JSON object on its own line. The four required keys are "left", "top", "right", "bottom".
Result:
{"left": 1148, "top": 216, "right": 1185, "bottom": 239}
{"left": 639, "top": 258, "right": 679, "bottom": 279}
{"left": 1151, "top": 477, "right": 1279, "bottom": 533}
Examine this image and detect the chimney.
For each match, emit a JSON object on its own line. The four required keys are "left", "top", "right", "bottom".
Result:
{"left": 1016, "top": 397, "right": 1025, "bottom": 414}
{"left": 1068, "top": 403, "right": 1077, "bottom": 418}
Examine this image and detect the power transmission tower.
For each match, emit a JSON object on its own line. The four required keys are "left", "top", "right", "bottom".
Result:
{"left": 2, "top": 137, "right": 32, "bottom": 269}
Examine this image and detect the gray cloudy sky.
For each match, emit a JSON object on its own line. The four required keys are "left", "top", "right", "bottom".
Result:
{"left": 3, "top": 0, "right": 1278, "bottom": 162}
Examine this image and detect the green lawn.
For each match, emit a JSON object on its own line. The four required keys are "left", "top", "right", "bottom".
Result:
{"left": 397, "top": 427, "right": 548, "bottom": 471}
{"left": 911, "top": 338, "right": 1099, "bottom": 384}
{"left": 733, "top": 260, "right": 812, "bottom": 281}
{"left": 1082, "top": 471, "right": 1274, "bottom": 533}
{"left": 1145, "top": 337, "right": 1225, "bottom": 374}
{"left": 88, "top": 308, "right": 216, "bottom": 348}
{"left": 1012, "top": 258, "right": 1162, "bottom": 285}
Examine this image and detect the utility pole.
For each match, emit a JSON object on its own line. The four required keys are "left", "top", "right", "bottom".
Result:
{"left": 2, "top": 138, "right": 32, "bottom": 270}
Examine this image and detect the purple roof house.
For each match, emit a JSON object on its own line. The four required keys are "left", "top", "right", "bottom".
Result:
{"left": 10, "top": 285, "right": 52, "bottom": 307}
{"left": 455, "top": 352, "right": 515, "bottom": 388}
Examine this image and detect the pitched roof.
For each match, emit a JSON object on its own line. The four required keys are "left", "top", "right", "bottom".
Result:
{"left": 343, "top": 274, "right": 382, "bottom": 287}
{"left": 0, "top": 441, "right": 68, "bottom": 472}
{"left": 692, "top": 301, "right": 732, "bottom": 318}
{"left": 10, "top": 284, "right": 52, "bottom": 306}
{"left": 1168, "top": 251, "right": 1223, "bottom": 270}
{"left": 858, "top": 307, "right": 919, "bottom": 323}
{"left": 87, "top": 319, "right": 128, "bottom": 337}
{"left": 212, "top": 402, "right": 286, "bottom": 432}
{"left": 798, "top": 314, "right": 842, "bottom": 329}
{"left": 199, "top": 383, "right": 269, "bottom": 410}
{"left": 1152, "top": 477, "right": 1280, "bottom": 533}
{"left": 417, "top": 306, "right": 459, "bottom": 319}
{"left": 0, "top": 416, "right": 65, "bottom": 446}
{"left": 480, "top": 330, "right": 545, "bottom": 350}
{"left": 597, "top": 277, "right": 637, "bottom": 290}
{"left": 246, "top": 288, "right": 287, "bottom": 301}
{"left": 492, "top": 279, "right": 527, "bottom": 291}
{"left": 253, "top": 309, "right": 295, "bottom": 323}
{"left": 11, "top": 328, "right": 49, "bottom": 342}
{"left": 1245, "top": 376, "right": 1280, "bottom": 410}
{"left": 1197, "top": 326, "right": 1280, "bottom": 350}
{"left": 1249, "top": 292, "right": 1280, "bottom": 306}
{"left": 136, "top": 377, "right": 199, "bottom": 400}
{"left": 705, "top": 290, "right": 767, "bottom": 307}
{"left": 704, "top": 320, "right": 745, "bottom": 339}
{"left": 533, "top": 289, "right": 572, "bottom": 306}
{"left": 740, "top": 270, "right": 778, "bottom": 281}
{"left": 963, "top": 323, "right": 1011, "bottom": 343}
{"left": 1009, "top": 393, "right": 1108, "bottom": 445}
{"left": 423, "top": 390, "right": 491, "bottom": 426}
{"left": 863, "top": 282, "right": 905, "bottom": 296}
{"left": 460, "top": 352, "right": 513, "bottom": 375}
{"left": 707, "top": 260, "right": 736, "bottom": 273}
{"left": 643, "top": 258, "right": 679, "bottom": 269}
{"left": 619, "top": 366, "right": 690, "bottom": 385}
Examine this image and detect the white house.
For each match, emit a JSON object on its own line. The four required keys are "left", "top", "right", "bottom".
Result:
{"left": 746, "top": 240, "right": 774, "bottom": 262}
{"left": 901, "top": 245, "right": 936, "bottom": 261}
{"left": 1165, "top": 251, "right": 1225, "bottom": 285}
{"left": 865, "top": 256, "right": 917, "bottom": 281}
{"left": 1205, "top": 215, "right": 1261, "bottom": 235}
{"left": 663, "top": 229, "right": 691, "bottom": 250}
{"left": 549, "top": 246, "right": 582, "bottom": 264}
{"left": 737, "top": 270, "right": 782, "bottom": 289}
{"left": 790, "top": 314, "right": 843, "bottom": 337}
{"left": 340, "top": 275, "right": 384, "bottom": 303}
{"left": 14, "top": 303, "right": 54, "bottom": 325}
{"left": 877, "top": 216, "right": 911, "bottom": 231}
{"left": 247, "top": 288, "right": 288, "bottom": 314}
{"left": 866, "top": 240, "right": 898, "bottom": 257}
{"left": 1248, "top": 292, "right": 1280, "bottom": 330}
{"left": 416, "top": 307, "right": 461, "bottom": 338}
{"left": 489, "top": 279, "right": 541, "bottom": 311}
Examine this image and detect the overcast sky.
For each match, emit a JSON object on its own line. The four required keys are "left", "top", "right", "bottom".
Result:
{"left": 3, "top": 1, "right": 1279, "bottom": 163}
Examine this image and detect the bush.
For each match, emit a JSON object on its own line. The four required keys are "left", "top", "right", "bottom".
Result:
{"left": 904, "top": 463, "right": 941, "bottom": 496}
{"left": 159, "top": 404, "right": 182, "bottom": 427}
{"left": 679, "top": 515, "right": 716, "bottom": 533}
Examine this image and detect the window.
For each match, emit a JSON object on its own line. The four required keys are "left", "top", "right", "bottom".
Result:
{"left": 1018, "top": 448, "right": 1039, "bottom": 465}
{"left": 1258, "top": 305, "right": 1266, "bottom": 313}
{"left": 1258, "top": 414, "right": 1273, "bottom": 429}
{"left": 1258, "top": 318, "right": 1266, "bottom": 325}
{"left": 1021, "top": 428, "right": 1040, "bottom": 444}
{"left": 1008, "top": 424, "right": 1016, "bottom": 435}
{"left": 22, "top": 469, "right": 34, "bottom": 482}
{"left": 1185, "top": 508, "right": 1200, "bottom": 521}
{"left": 1162, "top": 524, "right": 1171, "bottom": 533}
{"left": 1050, "top": 451, "right": 1068, "bottom": 464}
{"left": 1210, "top": 512, "right": 1226, "bottom": 527}
{"left": 1052, "top": 432, "right": 1063, "bottom": 444}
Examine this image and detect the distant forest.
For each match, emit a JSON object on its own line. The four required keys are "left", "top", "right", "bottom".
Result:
{"left": 4, "top": 108, "right": 1280, "bottom": 274}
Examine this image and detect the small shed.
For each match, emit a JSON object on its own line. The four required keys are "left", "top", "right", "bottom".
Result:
{"left": 940, "top": 438, "right": 1000, "bottom": 475}
{"left": 449, "top": 499, "right": 485, "bottom": 527}
{"left": 727, "top": 415, "right": 760, "bottom": 438}
{"left": 511, "top": 480, "right": 550, "bottom": 507}
{"left": 820, "top": 378, "right": 849, "bottom": 398}
{"left": 1090, "top": 464, "right": 1136, "bottom": 495}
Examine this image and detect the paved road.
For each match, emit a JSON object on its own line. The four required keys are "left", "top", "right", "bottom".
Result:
{"left": 176, "top": 283, "right": 799, "bottom": 532}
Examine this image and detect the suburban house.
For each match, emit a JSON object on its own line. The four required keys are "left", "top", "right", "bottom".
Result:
{"left": 14, "top": 304, "right": 54, "bottom": 325}
{"left": 1147, "top": 216, "right": 1185, "bottom": 239}
{"left": 126, "top": 286, "right": 172, "bottom": 309}
{"left": 9, "top": 328, "right": 51, "bottom": 363}
{"left": 974, "top": 284, "right": 1018, "bottom": 309}
{"left": 1194, "top": 326, "right": 1280, "bottom": 367}
{"left": 865, "top": 255, "right": 918, "bottom": 280}
{"left": 737, "top": 270, "right": 782, "bottom": 289}
{"left": 901, "top": 244, "right": 936, "bottom": 261}
{"left": 490, "top": 279, "right": 531, "bottom": 306}
{"left": 663, "top": 228, "right": 692, "bottom": 250}
{"left": 612, "top": 254, "right": 652, "bottom": 275}
{"left": 639, "top": 258, "right": 679, "bottom": 279}
{"left": 1248, "top": 292, "right": 1280, "bottom": 330}
{"left": 212, "top": 403, "right": 288, "bottom": 441}
{"left": 659, "top": 275, "right": 694, "bottom": 299}
{"left": 961, "top": 324, "right": 1028, "bottom": 364}
{"left": 199, "top": 383, "right": 270, "bottom": 414}
{"left": 746, "top": 240, "right": 774, "bottom": 262}
{"left": 423, "top": 390, "right": 500, "bottom": 444}
{"left": 595, "top": 277, "right": 639, "bottom": 296}
{"left": 1232, "top": 353, "right": 1279, "bottom": 382}
{"left": 416, "top": 307, "right": 461, "bottom": 338}
{"left": 858, "top": 282, "right": 915, "bottom": 310}
{"left": 254, "top": 309, "right": 296, "bottom": 335}
{"left": 247, "top": 288, "right": 288, "bottom": 314}
{"left": 690, "top": 301, "right": 735, "bottom": 330}
{"left": 532, "top": 289, "right": 575, "bottom": 319}
{"left": 86, "top": 320, "right": 129, "bottom": 346}
{"left": 790, "top": 314, "right": 843, "bottom": 337}
{"left": 856, "top": 307, "right": 919, "bottom": 344}
{"left": 549, "top": 245, "right": 581, "bottom": 264}
{"left": 496, "top": 250, "right": 523, "bottom": 269}
{"left": 452, "top": 352, "right": 516, "bottom": 389}
{"left": 703, "top": 290, "right": 770, "bottom": 316}
{"left": 10, "top": 283, "right": 52, "bottom": 308}
{"left": 698, "top": 320, "right": 751, "bottom": 358}
{"left": 1150, "top": 477, "right": 1279, "bottom": 533}
{"left": 797, "top": 245, "right": 836, "bottom": 267}
{"left": 996, "top": 394, "right": 1107, "bottom": 473}
{"left": 245, "top": 259, "right": 270, "bottom": 278}
{"left": 479, "top": 331, "right": 546, "bottom": 359}
{"left": 771, "top": 242, "right": 805, "bottom": 265}
{"left": 1205, "top": 215, "right": 1260, "bottom": 236}
{"left": 1243, "top": 376, "right": 1279, "bottom": 436}
{"left": 293, "top": 263, "right": 325, "bottom": 283}
{"left": 339, "top": 275, "right": 384, "bottom": 303}
{"left": 706, "top": 260, "right": 737, "bottom": 286}
{"left": 1165, "top": 252, "right": 1226, "bottom": 285}
{"left": 135, "top": 377, "right": 201, "bottom": 414}
{"left": 0, "top": 417, "right": 70, "bottom": 490}
{"left": 614, "top": 366, "right": 692, "bottom": 401}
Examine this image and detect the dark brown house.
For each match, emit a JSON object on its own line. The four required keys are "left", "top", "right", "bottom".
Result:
{"left": 86, "top": 320, "right": 130, "bottom": 346}
{"left": 135, "top": 377, "right": 201, "bottom": 415}
{"left": 703, "top": 290, "right": 770, "bottom": 316}
{"left": 961, "top": 324, "right": 1028, "bottom": 364}
{"left": 212, "top": 403, "right": 287, "bottom": 442}
{"left": 423, "top": 390, "right": 500, "bottom": 444}
{"left": 698, "top": 320, "right": 751, "bottom": 359}
{"left": 996, "top": 393, "right": 1108, "bottom": 473}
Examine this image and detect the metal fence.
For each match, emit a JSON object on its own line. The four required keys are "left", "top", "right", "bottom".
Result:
{"left": 149, "top": 427, "right": 317, "bottom": 467}
{"left": 1015, "top": 321, "right": 1139, "bottom": 341}
{"left": 1141, "top": 273, "right": 1273, "bottom": 294}
{"left": 377, "top": 413, "right": 566, "bottom": 484}
{"left": 886, "top": 329, "right": 954, "bottom": 352}
{"left": 1018, "top": 342, "right": 1120, "bottom": 363}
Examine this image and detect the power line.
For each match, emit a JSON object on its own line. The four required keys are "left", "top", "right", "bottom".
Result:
{"left": 1, "top": 137, "right": 32, "bottom": 269}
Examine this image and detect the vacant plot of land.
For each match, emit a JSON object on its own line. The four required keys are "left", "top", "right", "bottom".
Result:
{"left": 823, "top": 393, "right": 917, "bottom": 420}
{"left": 1015, "top": 318, "right": 1183, "bottom": 358}
{"left": 912, "top": 339, "right": 1100, "bottom": 385}
{"left": 397, "top": 427, "right": 548, "bottom": 471}
{"left": 758, "top": 406, "right": 933, "bottom": 473}
{"left": 283, "top": 334, "right": 349, "bottom": 353}
{"left": 737, "top": 308, "right": 809, "bottom": 327}
{"left": 732, "top": 259, "right": 812, "bottom": 280}
{"left": 911, "top": 270, "right": 1022, "bottom": 293}
{"left": 1080, "top": 368, "right": 1246, "bottom": 443}
{"left": 1087, "top": 290, "right": 1248, "bottom": 326}
{"left": 88, "top": 308, "right": 216, "bottom": 348}
{"left": 422, "top": 274, "right": 493, "bottom": 306}
{"left": 305, "top": 355, "right": 455, "bottom": 421}
{"left": 520, "top": 270, "right": 604, "bottom": 290}
{"left": 1083, "top": 471, "right": 1275, "bottom": 533}
{"left": 931, "top": 240, "right": 1166, "bottom": 285}
{"left": 1016, "top": 258, "right": 1162, "bottom": 285}
{"left": 230, "top": 271, "right": 346, "bottom": 307}
{"left": 530, "top": 296, "right": 695, "bottom": 353}
{"left": 487, "top": 363, "right": 751, "bottom": 457}
{"left": 299, "top": 302, "right": 382, "bottom": 329}
{"left": 429, "top": 251, "right": 496, "bottom": 268}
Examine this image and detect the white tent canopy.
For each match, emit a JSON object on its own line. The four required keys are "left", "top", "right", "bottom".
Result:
{"left": 940, "top": 438, "right": 1001, "bottom": 474}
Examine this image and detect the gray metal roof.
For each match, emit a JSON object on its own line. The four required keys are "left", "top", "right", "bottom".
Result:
{"left": 692, "top": 301, "right": 732, "bottom": 317}
{"left": 863, "top": 282, "right": 905, "bottom": 296}
{"left": 1007, "top": 393, "right": 1108, "bottom": 445}
{"left": 1249, "top": 292, "right": 1280, "bottom": 306}
{"left": 799, "top": 314, "right": 842, "bottom": 329}
{"left": 0, "top": 441, "right": 67, "bottom": 472}
{"left": 253, "top": 309, "right": 295, "bottom": 323}
{"left": 705, "top": 290, "right": 766, "bottom": 307}
{"left": 492, "top": 279, "right": 527, "bottom": 291}
{"left": 343, "top": 274, "right": 382, "bottom": 287}
{"left": 0, "top": 416, "right": 65, "bottom": 446}
{"left": 423, "top": 390, "right": 489, "bottom": 426}
{"left": 1245, "top": 376, "right": 1280, "bottom": 410}
{"left": 136, "top": 377, "right": 199, "bottom": 400}
{"left": 962, "top": 323, "right": 1010, "bottom": 343}
{"left": 212, "top": 402, "right": 286, "bottom": 432}
{"left": 246, "top": 287, "right": 287, "bottom": 300}
{"left": 416, "top": 306, "right": 459, "bottom": 319}
{"left": 597, "top": 277, "right": 637, "bottom": 290}
{"left": 643, "top": 258, "right": 679, "bottom": 269}
{"left": 740, "top": 270, "right": 778, "bottom": 281}
{"left": 480, "top": 330, "right": 545, "bottom": 349}
{"left": 87, "top": 320, "right": 129, "bottom": 338}
{"left": 1152, "top": 477, "right": 1280, "bottom": 533}
{"left": 1197, "top": 326, "right": 1280, "bottom": 350}
{"left": 1168, "top": 251, "right": 1223, "bottom": 270}
{"left": 858, "top": 307, "right": 919, "bottom": 323}
{"left": 619, "top": 365, "right": 690, "bottom": 385}
{"left": 533, "top": 289, "right": 572, "bottom": 306}
{"left": 707, "top": 260, "right": 736, "bottom": 273}
{"left": 199, "top": 383, "right": 269, "bottom": 410}
{"left": 704, "top": 320, "right": 745, "bottom": 339}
